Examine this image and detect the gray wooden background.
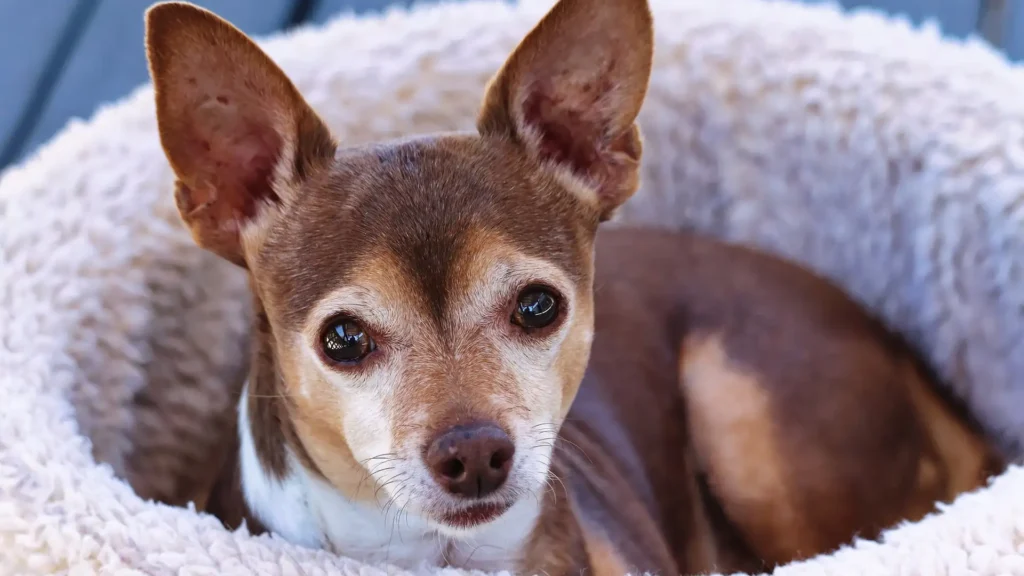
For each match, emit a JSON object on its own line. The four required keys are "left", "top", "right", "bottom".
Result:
{"left": 0, "top": 0, "right": 1017, "bottom": 172}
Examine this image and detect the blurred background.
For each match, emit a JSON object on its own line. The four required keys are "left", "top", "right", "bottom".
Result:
{"left": 0, "top": 0, "right": 1017, "bottom": 173}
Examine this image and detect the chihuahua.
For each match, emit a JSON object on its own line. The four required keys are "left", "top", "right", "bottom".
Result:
{"left": 145, "top": 0, "right": 1003, "bottom": 574}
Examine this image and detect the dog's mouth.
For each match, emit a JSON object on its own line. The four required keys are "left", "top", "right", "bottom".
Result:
{"left": 436, "top": 501, "right": 511, "bottom": 530}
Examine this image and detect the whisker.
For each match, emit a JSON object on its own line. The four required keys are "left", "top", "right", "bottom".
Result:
{"left": 438, "top": 530, "right": 453, "bottom": 567}
{"left": 460, "top": 541, "right": 505, "bottom": 568}
{"left": 540, "top": 478, "right": 557, "bottom": 502}
{"left": 554, "top": 437, "right": 588, "bottom": 456}
{"left": 530, "top": 436, "right": 593, "bottom": 465}
{"left": 356, "top": 463, "right": 396, "bottom": 495}
{"left": 548, "top": 471, "right": 568, "bottom": 497}
{"left": 368, "top": 464, "right": 397, "bottom": 477}
{"left": 374, "top": 473, "right": 407, "bottom": 503}
{"left": 359, "top": 452, "right": 399, "bottom": 465}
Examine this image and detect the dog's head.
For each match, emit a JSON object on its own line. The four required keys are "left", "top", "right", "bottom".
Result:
{"left": 146, "top": 0, "right": 652, "bottom": 533}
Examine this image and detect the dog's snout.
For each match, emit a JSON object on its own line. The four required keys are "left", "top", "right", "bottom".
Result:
{"left": 426, "top": 422, "right": 515, "bottom": 498}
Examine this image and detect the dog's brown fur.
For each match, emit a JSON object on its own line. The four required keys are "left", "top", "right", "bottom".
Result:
{"left": 146, "top": 0, "right": 1004, "bottom": 573}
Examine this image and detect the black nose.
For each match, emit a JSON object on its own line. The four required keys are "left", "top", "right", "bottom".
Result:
{"left": 425, "top": 422, "right": 515, "bottom": 498}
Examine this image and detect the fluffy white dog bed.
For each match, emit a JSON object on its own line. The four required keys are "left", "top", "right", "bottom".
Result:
{"left": 3, "top": 0, "right": 1024, "bottom": 573}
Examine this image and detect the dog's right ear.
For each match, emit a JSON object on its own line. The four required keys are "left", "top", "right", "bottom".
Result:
{"left": 145, "top": 2, "right": 336, "bottom": 267}
{"left": 478, "top": 0, "right": 653, "bottom": 222}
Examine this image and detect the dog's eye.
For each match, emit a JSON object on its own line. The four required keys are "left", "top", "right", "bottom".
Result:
{"left": 512, "top": 287, "right": 560, "bottom": 330}
{"left": 321, "top": 319, "right": 375, "bottom": 363}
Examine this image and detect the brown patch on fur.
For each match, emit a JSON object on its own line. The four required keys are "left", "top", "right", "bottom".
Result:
{"left": 191, "top": 375, "right": 267, "bottom": 535}
{"left": 679, "top": 331, "right": 1000, "bottom": 566}
{"left": 580, "top": 229, "right": 1005, "bottom": 572}
{"left": 903, "top": 363, "right": 1005, "bottom": 500}
{"left": 245, "top": 303, "right": 289, "bottom": 479}
{"left": 202, "top": 416, "right": 268, "bottom": 535}
{"left": 681, "top": 335, "right": 821, "bottom": 562}
{"left": 677, "top": 334, "right": 1001, "bottom": 568}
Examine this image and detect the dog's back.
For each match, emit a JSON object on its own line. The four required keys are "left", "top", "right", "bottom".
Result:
{"left": 555, "top": 227, "right": 1003, "bottom": 574}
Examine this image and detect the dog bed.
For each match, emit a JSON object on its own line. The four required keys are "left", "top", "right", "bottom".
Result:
{"left": 3, "top": 0, "right": 1024, "bottom": 573}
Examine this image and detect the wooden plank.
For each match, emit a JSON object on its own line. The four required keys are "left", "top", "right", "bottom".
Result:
{"left": 0, "top": 0, "right": 92, "bottom": 170}
{"left": 311, "top": 0, "right": 423, "bottom": 22}
{"left": 839, "top": 0, "right": 981, "bottom": 38}
{"left": 15, "top": 0, "right": 298, "bottom": 164}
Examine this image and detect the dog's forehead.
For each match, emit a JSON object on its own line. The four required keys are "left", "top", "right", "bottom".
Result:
{"left": 261, "top": 134, "right": 594, "bottom": 328}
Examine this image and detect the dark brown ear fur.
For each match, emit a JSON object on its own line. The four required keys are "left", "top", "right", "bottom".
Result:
{"left": 477, "top": 0, "right": 654, "bottom": 221}
{"left": 145, "top": 2, "right": 336, "bottom": 266}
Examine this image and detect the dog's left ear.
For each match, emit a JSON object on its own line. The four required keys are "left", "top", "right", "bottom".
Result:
{"left": 478, "top": 0, "right": 654, "bottom": 221}
{"left": 145, "top": 2, "right": 336, "bottom": 267}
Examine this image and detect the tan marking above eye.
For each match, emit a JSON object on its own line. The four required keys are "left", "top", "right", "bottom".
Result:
{"left": 448, "top": 230, "right": 578, "bottom": 336}
{"left": 303, "top": 234, "right": 578, "bottom": 352}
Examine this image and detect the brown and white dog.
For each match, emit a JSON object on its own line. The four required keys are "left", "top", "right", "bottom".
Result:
{"left": 145, "top": 0, "right": 1004, "bottom": 574}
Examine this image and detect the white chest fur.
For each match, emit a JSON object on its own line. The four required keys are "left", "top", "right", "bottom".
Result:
{"left": 236, "top": 385, "right": 540, "bottom": 570}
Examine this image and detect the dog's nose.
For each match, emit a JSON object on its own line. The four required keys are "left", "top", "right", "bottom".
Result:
{"left": 425, "top": 422, "right": 515, "bottom": 498}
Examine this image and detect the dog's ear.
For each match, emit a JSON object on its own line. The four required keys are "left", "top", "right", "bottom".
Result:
{"left": 145, "top": 2, "right": 336, "bottom": 267}
{"left": 477, "top": 0, "right": 653, "bottom": 221}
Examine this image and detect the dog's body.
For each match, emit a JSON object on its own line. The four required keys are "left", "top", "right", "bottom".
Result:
{"left": 145, "top": 0, "right": 1003, "bottom": 574}
{"left": 201, "top": 226, "right": 1001, "bottom": 574}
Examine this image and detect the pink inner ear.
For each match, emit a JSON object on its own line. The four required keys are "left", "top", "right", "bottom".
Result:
{"left": 523, "top": 91, "right": 599, "bottom": 176}
{"left": 520, "top": 74, "right": 616, "bottom": 179}
{"left": 178, "top": 95, "right": 284, "bottom": 225}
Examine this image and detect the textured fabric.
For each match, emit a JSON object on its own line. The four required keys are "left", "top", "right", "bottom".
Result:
{"left": 3, "top": 0, "right": 1024, "bottom": 573}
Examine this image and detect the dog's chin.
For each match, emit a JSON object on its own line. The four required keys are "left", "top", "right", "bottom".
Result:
{"left": 423, "top": 481, "right": 548, "bottom": 536}
{"left": 429, "top": 500, "right": 515, "bottom": 535}
{"left": 413, "top": 482, "right": 534, "bottom": 536}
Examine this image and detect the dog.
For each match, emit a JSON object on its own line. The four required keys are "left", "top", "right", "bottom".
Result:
{"left": 145, "top": 0, "right": 1004, "bottom": 573}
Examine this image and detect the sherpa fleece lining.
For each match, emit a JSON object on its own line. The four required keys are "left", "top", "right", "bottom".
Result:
{"left": 3, "top": 0, "right": 1024, "bottom": 574}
